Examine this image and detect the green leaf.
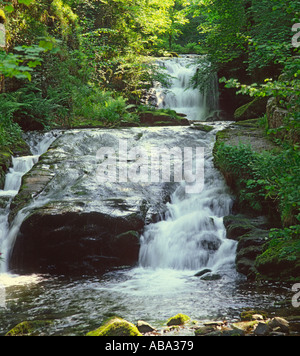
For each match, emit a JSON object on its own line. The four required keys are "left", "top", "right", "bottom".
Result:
{"left": 18, "top": 0, "right": 34, "bottom": 6}
{"left": 4, "top": 5, "right": 14, "bottom": 13}
{"left": 27, "top": 60, "right": 42, "bottom": 68}
{"left": 39, "top": 40, "right": 54, "bottom": 51}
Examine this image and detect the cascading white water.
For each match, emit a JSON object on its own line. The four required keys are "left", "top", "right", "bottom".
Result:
{"left": 138, "top": 56, "right": 236, "bottom": 275}
{"left": 0, "top": 132, "right": 60, "bottom": 272}
{"left": 154, "top": 55, "right": 219, "bottom": 121}
{"left": 139, "top": 128, "right": 237, "bottom": 274}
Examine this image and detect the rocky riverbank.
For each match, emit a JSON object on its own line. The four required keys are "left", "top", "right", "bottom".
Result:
{"left": 5, "top": 312, "right": 300, "bottom": 336}
{"left": 213, "top": 118, "right": 300, "bottom": 282}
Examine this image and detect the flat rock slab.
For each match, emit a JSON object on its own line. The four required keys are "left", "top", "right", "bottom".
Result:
{"left": 9, "top": 127, "right": 209, "bottom": 275}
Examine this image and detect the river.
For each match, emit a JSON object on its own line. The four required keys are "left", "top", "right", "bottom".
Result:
{"left": 0, "top": 56, "right": 298, "bottom": 336}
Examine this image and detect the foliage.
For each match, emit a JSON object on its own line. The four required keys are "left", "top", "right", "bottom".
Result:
{"left": 0, "top": 45, "right": 44, "bottom": 81}
{"left": 0, "top": 111, "right": 22, "bottom": 147}
{"left": 71, "top": 85, "right": 138, "bottom": 127}
{"left": 214, "top": 142, "right": 300, "bottom": 227}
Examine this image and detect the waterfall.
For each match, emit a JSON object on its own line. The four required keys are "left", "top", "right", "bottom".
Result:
{"left": 0, "top": 132, "right": 60, "bottom": 272}
{"left": 139, "top": 56, "right": 236, "bottom": 275}
{"left": 139, "top": 130, "right": 236, "bottom": 273}
{"left": 153, "top": 55, "right": 219, "bottom": 121}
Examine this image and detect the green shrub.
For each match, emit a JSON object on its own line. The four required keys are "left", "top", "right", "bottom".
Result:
{"left": 0, "top": 113, "right": 22, "bottom": 147}
{"left": 71, "top": 85, "right": 137, "bottom": 126}
{"left": 214, "top": 142, "right": 300, "bottom": 226}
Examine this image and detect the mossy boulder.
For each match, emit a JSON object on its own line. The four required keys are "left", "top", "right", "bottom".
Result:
{"left": 255, "top": 238, "right": 300, "bottom": 281}
{"left": 234, "top": 97, "right": 268, "bottom": 121}
{"left": 241, "top": 310, "right": 268, "bottom": 321}
{"left": 166, "top": 314, "right": 190, "bottom": 327}
{"left": 0, "top": 151, "right": 12, "bottom": 189}
{"left": 86, "top": 317, "right": 142, "bottom": 336}
{"left": 5, "top": 320, "right": 52, "bottom": 336}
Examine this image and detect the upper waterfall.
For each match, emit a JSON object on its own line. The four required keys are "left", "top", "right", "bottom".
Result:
{"left": 153, "top": 56, "right": 219, "bottom": 121}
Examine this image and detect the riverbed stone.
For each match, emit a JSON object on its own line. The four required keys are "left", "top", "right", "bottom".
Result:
{"left": 137, "top": 320, "right": 156, "bottom": 334}
{"left": 254, "top": 322, "right": 270, "bottom": 336}
{"left": 167, "top": 314, "right": 190, "bottom": 326}
{"left": 223, "top": 214, "right": 270, "bottom": 280}
{"left": 9, "top": 127, "right": 207, "bottom": 275}
{"left": 268, "top": 317, "right": 289, "bottom": 334}
{"left": 86, "top": 317, "right": 142, "bottom": 336}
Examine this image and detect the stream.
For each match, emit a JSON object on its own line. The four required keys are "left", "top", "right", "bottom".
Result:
{"left": 0, "top": 56, "right": 297, "bottom": 336}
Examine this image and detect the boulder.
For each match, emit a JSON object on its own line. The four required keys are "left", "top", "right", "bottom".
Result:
{"left": 223, "top": 214, "right": 270, "bottom": 279}
{"left": 137, "top": 320, "right": 156, "bottom": 334}
{"left": 86, "top": 317, "right": 142, "bottom": 336}
{"left": 5, "top": 320, "right": 53, "bottom": 336}
{"left": 254, "top": 322, "right": 270, "bottom": 336}
{"left": 167, "top": 314, "right": 190, "bottom": 326}
{"left": 268, "top": 317, "right": 289, "bottom": 334}
{"left": 9, "top": 127, "right": 204, "bottom": 275}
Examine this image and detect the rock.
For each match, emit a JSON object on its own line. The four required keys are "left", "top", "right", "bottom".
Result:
{"left": 234, "top": 97, "right": 268, "bottom": 121}
{"left": 137, "top": 320, "right": 156, "bottom": 334}
{"left": 224, "top": 215, "right": 270, "bottom": 241}
{"left": 167, "top": 314, "right": 190, "bottom": 327}
{"left": 223, "top": 215, "right": 270, "bottom": 280}
{"left": 266, "top": 97, "right": 287, "bottom": 130}
{"left": 255, "top": 239, "right": 300, "bottom": 281}
{"left": 194, "top": 326, "right": 217, "bottom": 336}
{"left": 0, "top": 151, "right": 12, "bottom": 189}
{"left": 10, "top": 128, "right": 195, "bottom": 275}
{"left": 203, "top": 321, "right": 224, "bottom": 327}
{"left": 254, "top": 322, "right": 270, "bottom": 336}
{"left": 86, "top": 317, "right": 142, "bottom": 336}
{"left": 222, "top": 329, "right": 245, "bottom": 336}
{"left": 200, "top": 273, "right": 222, "bottom": 281}
{"left": 138, "top": 111, "right": 190, "bottom": 126}
{"left": 197, "top": 328, "right": 244, "bottom": 336}
{"left": 252, "top": 314, "right": 264, "bottom": 321}
{"left": 194, "top": 268, "right": 212, "bottom": 277}
{"left": 5, "top": 320, "right": 52, "bottom": 336}
{"left": 268, "top": 317, "right": 289, "bottom": 334}
{"left": 240, "top": 310, "right": 266, "bottom": 321}
{"left": 232, "top": 321, "right": 258, "bottom": 333}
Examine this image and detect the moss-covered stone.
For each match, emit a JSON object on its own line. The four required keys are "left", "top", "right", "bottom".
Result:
{"left": 0, "top": 151, "right": 12, "bottom": 189}
{"left": 241, "top": 310, "right": 268, "bottom": 321}
{"left": 190, "top": 123, "right": 214, "bottom": 132}
{"left": 5, "top": 320, "right": 52, "bottom": 336}
{"left": 166, "top": 314, "right": 190, "bottom": 327}
{"left": 86, "top": 317, "right": 142, "bottom": 336}
{"left": 234, "top": 97, "right": 268, "bottom": 121}
{"left": 255, "top": 238, "right": 300, "bottom": 281}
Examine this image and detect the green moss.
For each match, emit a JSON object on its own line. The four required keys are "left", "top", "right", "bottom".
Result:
{"left": 86, "top": 317, "right": 142, "bottom": 336}
{"left": 241, "top": 310, "right": 268, "bottom": 321}
{"left": 191, "top": 123, "right": 214, "bottom": 132}
{"left": 255, "top": 237, "right": 300, "bottom": 281}
{"left": 0, "top": 151, "right": 12, "bottom": 189}
{"left": 166, "top": 313, "right": 190, "bottom": 327}
{"left": 5, "top": 320, "right": 52, "bottom": 336}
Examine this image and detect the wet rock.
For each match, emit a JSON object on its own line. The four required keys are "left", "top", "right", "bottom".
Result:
{"left": 194, "top": 268, "right": 211, "bottom": 277}
{"left": 167, "top": 314, "right": 190, "bottom": 326}
{"left": 268, "top": 317, "right": 289, "bottom": 334}
{"left": 254, "top": 322, "right": 269, "bottom": 336}
{"left": 200, "top": 273, "right": 222, "bottom": 281}
{"left": 232, "top": 321, "right": 258, "bottom": 333}
{"left": 223, "top": 214, "right": 270, "bottom": 280}
{"left": 5, "top": 320, "right": 53, "bottom": 336}
{"left": 137, "top": 320, "right": 156, "bottom": 334}
{"left": 194, "top": 326, "right": 216, "bottom": 336}
{"left": 9, "top": 127, "right": 203, "bottom": 275}
{"left": 86, "top": 317, "right": 142, "bottom": 337}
